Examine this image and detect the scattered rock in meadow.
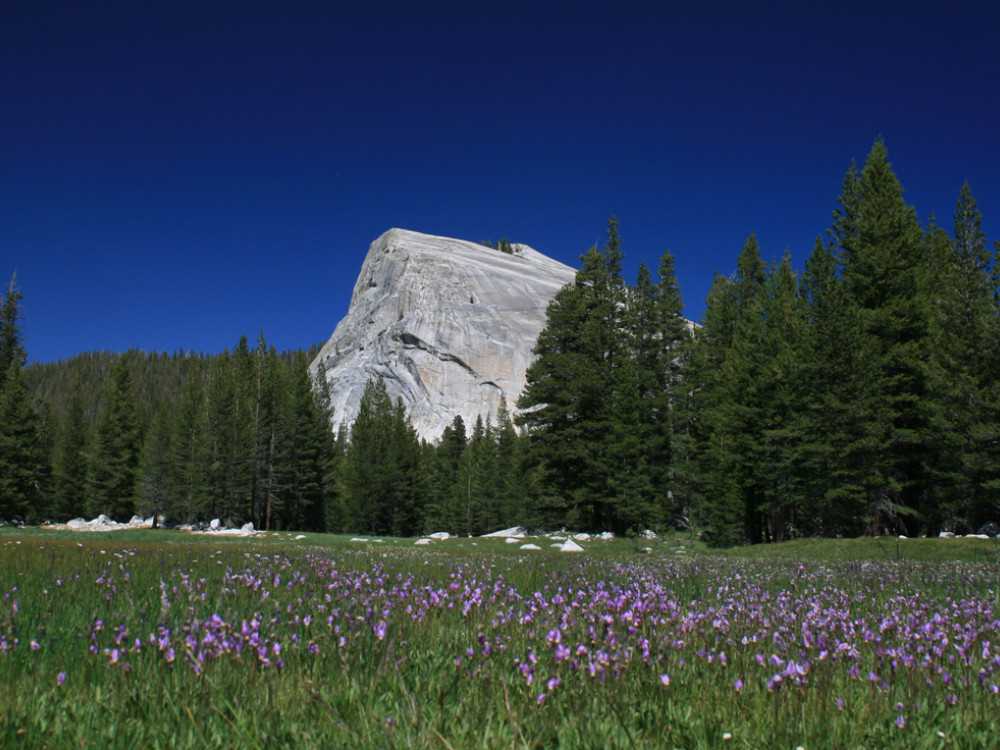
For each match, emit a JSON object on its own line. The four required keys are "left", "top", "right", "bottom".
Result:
{"left": 520, "top": 543, "right": 541, "bottom": 550}
{"left": 414, "top": 538, "right": 433, "bottom": 545}
{"left": 482, "top": 526, "right": 527, "bottom": 538}
{"left": 560, "top": 539, "right": 584, "bottom": 553}
{"left": 428, "top": 531, "right": 451, "bottom": 540}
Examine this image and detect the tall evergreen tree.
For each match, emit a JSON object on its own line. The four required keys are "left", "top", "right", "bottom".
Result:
{"left": 338, "top": 378, "right": 423, "bottom": 535}
{"left": 927, "top": 183, "right": 1000, "bottom": 528}
{"left": 87, "top": 356, "right": 143, "bottom": 520}
{"left": 689, "top": 235, "right": 768, "bottom": 545}
{"left": 427, "top": 414, "right": 468, "bottom": 533}
{"left": 493, "top": 397, "right": 535, "bottom": 529}
{"left": 51, "top": 379, "right": 91, "bottom": 520}
{"left": 518, "top": 218, "right": 632, "bottom": 532}
{"left": 835, "top": 139, "right": 933, "bottom": 534}
{"left": 279, "top": 352, "right": 336, "bottom": 532}
{"left": 793, "top": 237, "right": 864, "bottom": 535}
{"left": 136, "top": 405, "right": 173, "bottom": 525}
{"left": 755, "top": 251, "right": 804, "bottom": 539}
{"left": 0, "top": 275, "right": 46, "bottom": 520}
{"left": 170, "top": 369, "right": 209, "bottom": 523}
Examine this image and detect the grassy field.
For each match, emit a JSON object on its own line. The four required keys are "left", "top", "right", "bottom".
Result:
{"left": 1, "top": 527, "right": 998, "bottom": 748}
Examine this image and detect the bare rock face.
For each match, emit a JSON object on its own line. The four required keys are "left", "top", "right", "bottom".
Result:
{"left": 311, "top": 228, "right": 575, "bottom": 442}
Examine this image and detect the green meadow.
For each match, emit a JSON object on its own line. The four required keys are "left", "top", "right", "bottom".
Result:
{"left": 2, "top": 528, "right": 998, "bottom": 749}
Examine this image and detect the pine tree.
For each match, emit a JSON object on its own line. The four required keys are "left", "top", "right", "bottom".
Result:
{"left": 518, "top": 218, "right": 630, "bottom": 531}
{"left": 836, "top": 140, "right": 933, "bottom": 534}
{"left": 201, "top": 353, "right": 242, "bottom": 523}
{"left": 493, "top": 397, "right": 534, "bottom": 528}
{"left": 755, "top": 251, "right": 804, "bottom": 539}
{"left": 430, "top": 415, "right": 468, "bottom": 533}
{"left": 169, "top": 369, "right": 209, "bottom": 523}
{"left": 927, "top": 183, "right": 1000, "bottom": 529}
{"left": 651, "top": 250, "right": 691, "bottom": 527}
{"left": 793, "top": 237, "right": 864, "bottom": 535}
{"left": 87, "top": 355, "right": 143, "bottom": 521}
{"left": 339, "top": 378, "right": 422, "bottom": 535}
{"left": 0, "top": 275, "right": 46, "bottom": 520}
{"left": 279, "top": 353, "right": 335, "bottom": 532}
{"left": 136, "top": 405, "right": 173, "bottom": 525}
{"left": 50, "top": 379, "right": 90, "bottom": 520}
{"left": 689, "top": 236, "right": 768, "bottom": 546}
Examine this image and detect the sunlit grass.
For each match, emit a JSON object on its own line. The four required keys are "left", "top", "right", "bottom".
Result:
{"left": 1, "top": 529, "right": 998, "bottom": 748}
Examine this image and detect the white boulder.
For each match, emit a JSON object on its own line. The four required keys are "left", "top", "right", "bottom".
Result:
{"left": 483, "top": 526, "right": 527, "bottom": 538}
{"left": 560, "top": 539, "right": 584, "bottom": 553}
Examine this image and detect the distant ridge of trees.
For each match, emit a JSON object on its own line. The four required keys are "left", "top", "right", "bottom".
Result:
{"left": 3, "top": 139, "right": 998, "bottom": 543}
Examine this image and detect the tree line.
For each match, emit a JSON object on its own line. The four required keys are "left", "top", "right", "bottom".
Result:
{"left": 517, "top": 140, "right": 999, "bottom": 544}
{"left": 5, "top": 315, "right": 545, "bottom": 533}
{"left": 3, "top": 139, "right": 998, "bottom": 543}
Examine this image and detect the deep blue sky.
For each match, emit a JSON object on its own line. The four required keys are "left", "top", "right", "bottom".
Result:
{"left": 4, "top": 1, "right": 999, "bottom": 364}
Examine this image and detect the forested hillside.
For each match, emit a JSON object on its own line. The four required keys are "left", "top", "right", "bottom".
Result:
{"left": 516, "top": 140, "right": 999, "bottom": 543}
{"left": 3, "top": 140, "right": 998, "bottom": 543}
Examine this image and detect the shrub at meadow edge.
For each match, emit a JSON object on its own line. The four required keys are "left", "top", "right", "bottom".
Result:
{"left": 2, "top": 532, "right": 999, "bottom": 748}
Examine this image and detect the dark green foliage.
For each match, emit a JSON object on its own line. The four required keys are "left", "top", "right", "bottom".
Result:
{"left": 0, "top": 276, "right": 47, "bottom": 520}
{"left": 791, "top": 237, "right": 862, "bottom": 535}
{"left": 924, "top": 184, "right": 1000, "bottom": 530}
{"left": 27, "top": 335, "right": 335, "bottom": 530}
{"left": 480, "top": 238, "right": 517, "bottom": 254}
{"left": 518, "top": 218, "right": 631, "bottom": 531}
{"left": 337, "top": 378, "right": 424, "bottom": 536}
{"left": 519, "top": 219, "right": 692, "bottom": 534}
{"left": 50, "top": 378, "right": 90, "bottom": 520}
{"left": 86, "top": 355, "right": 143, "bottom": 520}
{"left": 834, "top": 140, "right": 933, "bottom": 534}
{"left": 686, "top": 236, "right": 769, "bottom": 546}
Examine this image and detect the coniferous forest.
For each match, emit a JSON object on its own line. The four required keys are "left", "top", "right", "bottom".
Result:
{"left": 3, "top": 141, "right": 998, "bottom": 545}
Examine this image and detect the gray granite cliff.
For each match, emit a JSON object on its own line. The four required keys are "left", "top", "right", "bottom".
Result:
{"left": 311, "top": 228, "right": 576, "bottom": 442}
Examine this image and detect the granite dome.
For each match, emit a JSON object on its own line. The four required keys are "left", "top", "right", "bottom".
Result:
{"left": 311, "top": 229, "right": 576, "bottom": 442}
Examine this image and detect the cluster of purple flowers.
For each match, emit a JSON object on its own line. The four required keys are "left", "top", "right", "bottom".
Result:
{"left": 3, "top": 543, "right": 998, "bottom": 730}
